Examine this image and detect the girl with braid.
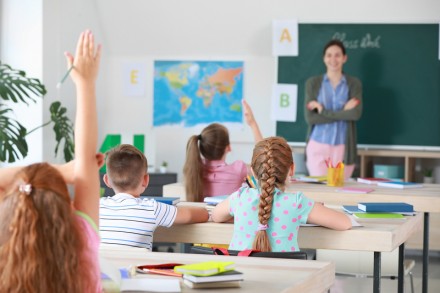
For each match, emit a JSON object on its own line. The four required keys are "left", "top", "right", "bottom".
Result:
{"left": 212, "top": 136, "right": 351, "bottom": 252}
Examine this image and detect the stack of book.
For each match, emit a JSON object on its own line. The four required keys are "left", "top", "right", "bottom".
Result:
{"left": 140, "top": 196, "right": 180, "bottom": 205}
{"left": 174, "top": 261, "right": 243, "bottom": 289}
{"left": 343, "top": 202, "right": 414, "bottom": 219}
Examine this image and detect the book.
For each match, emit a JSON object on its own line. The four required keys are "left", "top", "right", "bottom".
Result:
{"left": 183, "top": 270, "right": 243, "bottom": 283}
{"left": 141, "top": 196, "right": 180, "bottom": 205}
{"left": 342, "top": 205, "right": 364, "bottom": 214}
{"left": 353, "top": 213, "right": 405, "bottom": 219}
{"left": 358, "top": 202, "right": 414, "bottom": 213}
{"left": 377, "top": 181, "right": 423, "bottom": 189}
{"left": 183, "top": 279, "right": 241, "bottom": 289}
{"left": 136, "top": 263, "right": 184, "bottom": 277}
{"left": 174, "top": 261, "right": 235, "bottom": 276}
{"left": 336, "top": 187, "right": 374, "bottom": 194}
{"left": 203, "top": 195, "right": 228, "bottom": 205}
{"left": 357, "top": 177, "right": 392, "bottom": 185}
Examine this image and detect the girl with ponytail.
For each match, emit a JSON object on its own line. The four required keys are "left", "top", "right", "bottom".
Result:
{"left": 212, "top": 136, "right": 352, "bottom": 252}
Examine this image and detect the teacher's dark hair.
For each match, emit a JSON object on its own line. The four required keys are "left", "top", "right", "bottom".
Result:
{"left": 323, "top": 39, "right": 346, "bottom": 56}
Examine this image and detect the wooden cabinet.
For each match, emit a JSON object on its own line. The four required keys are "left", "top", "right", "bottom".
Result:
{"left": 358, "top": 149, "right": 440, "bottom": 182}
{"left": 100, "top": 172, "right": 177, "bottom": 197}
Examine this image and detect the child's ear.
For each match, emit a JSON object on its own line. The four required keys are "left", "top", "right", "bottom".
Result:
{"left": 142, "top": 174, "right": 150, "bottom": 188}
{"left": 103, "top": 174, "right": 112, "bottom": 188}
{"left": 226, "top": 144, "right": 232, "bottom": 153}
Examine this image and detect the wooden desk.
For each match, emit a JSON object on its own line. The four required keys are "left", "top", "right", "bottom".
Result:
{"left": 155, "top": 205, "right": 422, "bottom": 293}
{"left": 99, "top": 247, "right": 335, "bottom": 293}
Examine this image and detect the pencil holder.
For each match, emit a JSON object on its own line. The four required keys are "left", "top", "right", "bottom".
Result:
{"left": 327, "top": 167, "right": 344, "bottom": 187}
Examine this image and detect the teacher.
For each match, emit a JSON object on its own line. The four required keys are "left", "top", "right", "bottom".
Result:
{"left": 304, "top": 39, "right": 362, "bottom": 179}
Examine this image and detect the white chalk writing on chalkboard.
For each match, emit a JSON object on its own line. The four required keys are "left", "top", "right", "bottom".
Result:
{"left": 332, "top": 32, "right": 381, "bottom": 49}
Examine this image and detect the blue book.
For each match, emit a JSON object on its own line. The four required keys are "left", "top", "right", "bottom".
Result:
{"left": 358, "top": 202, "right": 414, "bottom": 213}
{"left": 342, "top": 205, "right": 364, "bottom": 214}
{"left": 203, "top": 195, "right": 228, "bottom": 205}
{"left": 140, "top": 196, "right": 180, "bottom": 205}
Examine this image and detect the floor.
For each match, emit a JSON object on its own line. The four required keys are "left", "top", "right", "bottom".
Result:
{"left": 329, "top": 250, "right": 440, "bottom": 293}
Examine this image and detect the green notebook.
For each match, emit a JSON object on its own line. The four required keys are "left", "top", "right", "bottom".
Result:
{"left": 353, "top": 213, "right": 405, "bottom": 219}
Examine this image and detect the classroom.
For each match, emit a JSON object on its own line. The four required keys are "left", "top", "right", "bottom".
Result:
{"left": 1, "top": 0, "right": 439, "bottom": 292}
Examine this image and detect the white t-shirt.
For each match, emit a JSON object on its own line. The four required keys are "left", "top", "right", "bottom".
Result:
{"left": 99, "top": 193, "right": 177, "bottom": 250}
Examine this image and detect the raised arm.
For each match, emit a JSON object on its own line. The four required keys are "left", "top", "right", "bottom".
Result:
{"left": 65, "top": 30, "right": 102, "bottom": 225}
{"left": 243, "top": 99, "right": 263, "bottom": 142}
{"left": 307, "top": 203, "right": 352, "bottom": 230}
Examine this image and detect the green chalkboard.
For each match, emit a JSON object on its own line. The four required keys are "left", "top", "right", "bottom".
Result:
{"left": 276, "top": 24, "right": 440, "bottom": 147}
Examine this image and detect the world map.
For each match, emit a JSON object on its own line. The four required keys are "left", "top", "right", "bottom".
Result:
{"left": 153, "top": 61, "right": 244, "bottom": 127}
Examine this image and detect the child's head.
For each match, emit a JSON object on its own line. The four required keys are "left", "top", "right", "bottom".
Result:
{"left": 105, "top": 144, "right": 148, "bottom": 193}
{"left": 0, "top": 163, "right": 93, "bottom": 292}
{"left": 183, "top": 123, "right": 230, "bottom": 201}
{"left": 250, "top": 136, "right": 294, "bottom": 251}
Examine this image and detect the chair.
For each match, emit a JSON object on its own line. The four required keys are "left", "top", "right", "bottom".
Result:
{"left": 190, "top": 245, "right": 308, "bottom": 260}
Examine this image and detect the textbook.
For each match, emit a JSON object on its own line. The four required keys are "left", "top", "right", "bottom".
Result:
{"left": 183, "top": 279, "right": 241, "bottom": 289}
{"left": 357, "top": 177, "right": 392, "bottom": 185}
{"left": 203, "top": 195, "right": 228, "bottom": 205}
{"left": 376, "top": 181, "right": 423, "bottom": 189}
{"left": 342, "top": 205, "right": 364, "bottom": 214}
{"left": 183, "top": 270, "right": 243, "bottom": 283}
{"left": 336, "top": 187, "right": 374, "bottom": 194}
{"left": 353, "top": 213, "right": 405, "bottom": 219}
{"left": 174, "top": 261, "right": 235, "bottom": 276}
{"left": 358, "top": 202, "right": 414, "bottom": 213}
{"left": 141, "top": 196, "right": 180, "bottom": 205}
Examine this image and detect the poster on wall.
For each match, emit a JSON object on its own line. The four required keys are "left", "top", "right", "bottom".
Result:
{"left": 272, "top": 19, "right": 298, "bottom": 56}
{"left": 123, "top": 62, "right": 146, "bottom": 97}
{"left": 271, "top": 84, "right": 297, "bottom": 122}
{"left": 153, "top": 60, "right": 244, "bottom": 127}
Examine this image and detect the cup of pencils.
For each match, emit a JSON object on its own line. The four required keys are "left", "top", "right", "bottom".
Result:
{"left": 326, "top": 159, "right": 344, "bottom": 187}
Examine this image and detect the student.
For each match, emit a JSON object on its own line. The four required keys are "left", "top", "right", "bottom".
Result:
{"left": 212, "top": 136, "right": 352, "bottom": 252}
{"left": 100, "top": 144, "right": 209, "bottom": 250}
{"left": 305, "top": 39, "right": 362, "bottom": 179}
{"left": 0, "top": 30, "right": 102, "bottom": 292}
{"left": 183, "top": 99, "right": 263, "bottom": 202}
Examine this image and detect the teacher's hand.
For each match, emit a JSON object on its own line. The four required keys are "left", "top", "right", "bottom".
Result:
{"left": 344, "top": 97, "right": 360, "bottom": 110}
{"left": 307, "top": 101, "right": 323, "bottom": 113}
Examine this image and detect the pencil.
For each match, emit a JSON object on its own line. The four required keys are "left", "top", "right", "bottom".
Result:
{"left": 56, "top": 65, "right": 74, "bottom": 89}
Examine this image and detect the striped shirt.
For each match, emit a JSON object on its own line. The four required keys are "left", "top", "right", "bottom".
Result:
{"left": 99, "top": 193, "right": 177, "bottom": 250}
{"left": 310, "top": 74, "right": 348, "bottom": 145}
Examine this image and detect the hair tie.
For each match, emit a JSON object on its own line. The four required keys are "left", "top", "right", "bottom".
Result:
{"left": 257, "top": 223, "right": 268, "bottom": 231}
{"left": 19, "top": 184, "right": 32, "bottom": 195}
{"left": 197, "top": 134, "right": 202, "bottom": 140}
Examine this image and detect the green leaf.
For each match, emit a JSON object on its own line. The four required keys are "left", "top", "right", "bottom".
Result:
{"left": 0, "top": 62, "right": 47, "bottom": 104}
{"left": 0, "top": 104, "right": 28, "bottom": 162}
{"left": 50, "top": 101, "right": 74, "bottom": 162}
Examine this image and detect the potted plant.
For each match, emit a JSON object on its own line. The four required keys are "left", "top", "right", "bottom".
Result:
{"left": 160, "top": 161, "right": 168, "bottom": 173}
{"left": 0, "top": 62, "right": 74, "bottom": 163}
{"left": 423, "top": 168, "right": 434, "bottom": 184}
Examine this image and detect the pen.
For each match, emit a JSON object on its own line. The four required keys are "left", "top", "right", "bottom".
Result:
{"left": 56, "top": 65, "right": 74, "bottom": 89}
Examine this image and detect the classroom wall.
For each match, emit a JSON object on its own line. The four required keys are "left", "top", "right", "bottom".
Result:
{"left": 3, "top": 0, "right": 440, "bottom": 181}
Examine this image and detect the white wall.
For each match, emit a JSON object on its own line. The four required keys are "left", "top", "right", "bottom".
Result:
{"left": 1, "top": 0, "right": 43, "bottom": 165}
{"left": 3, "top": 0, "right": 440, "bottom": 181}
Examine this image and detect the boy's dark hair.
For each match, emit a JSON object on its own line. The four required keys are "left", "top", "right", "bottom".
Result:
{"left": 105, "top": 144, "right": 148, "bottom": 191}
{"left": 323, "top": 39, "right": 346, "bottom": 56}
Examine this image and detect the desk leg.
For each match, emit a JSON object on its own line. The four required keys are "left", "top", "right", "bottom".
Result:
{"left": 398, "top": 243, "right": 404, "bottom": 293}
{"left": 423, "top": 212, "right": 430, "bottom": 293}
{"left": 373, "top": 252, "right": 381, "bottom": 293}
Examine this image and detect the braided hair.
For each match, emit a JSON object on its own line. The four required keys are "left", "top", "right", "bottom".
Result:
{"left": 250, "top": 137, "right": 293, "bottom": 251}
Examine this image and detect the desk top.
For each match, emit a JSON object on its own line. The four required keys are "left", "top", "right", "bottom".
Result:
{"left": 99, "top": 247, "right": 334, "bottom": 293}
{"left": 163, "top": 181, "right": 440, "bottom": 213}
{"left": 285, "top": 181, "right": 440, "bottom": 213}
{"left": 155, "top": 203, "right": 422, "bottom": 252}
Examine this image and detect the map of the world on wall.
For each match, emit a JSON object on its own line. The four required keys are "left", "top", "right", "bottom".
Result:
{"left": 153, "top": 60, "right": 244, "bottom": 127}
